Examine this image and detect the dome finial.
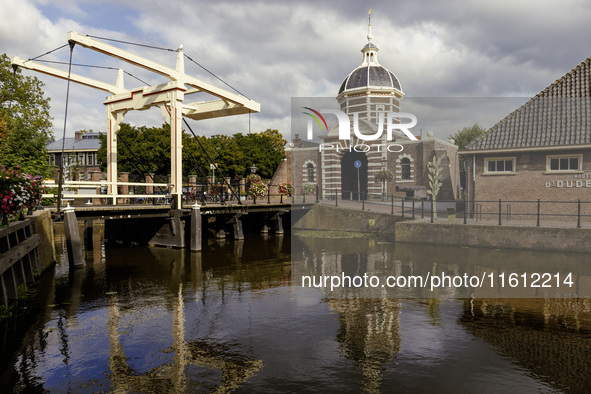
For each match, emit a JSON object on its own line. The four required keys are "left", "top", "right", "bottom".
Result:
{"left": 367, "top": 8, "right": 373, "bottom": 42}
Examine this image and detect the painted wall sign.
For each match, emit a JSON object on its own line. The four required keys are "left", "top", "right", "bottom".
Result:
{"left": 545, "top": 180, "right": 591, "bottom": 188}
{"left": 545, "top": 173, "right": 591, "bottom": 188}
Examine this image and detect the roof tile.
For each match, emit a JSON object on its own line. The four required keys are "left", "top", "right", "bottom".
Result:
{"left": 466, "top": 56, "right": 591, "bottom": 150}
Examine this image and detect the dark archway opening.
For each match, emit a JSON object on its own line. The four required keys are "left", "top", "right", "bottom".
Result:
{"left": 341, "top": 151, "right": 368, "bottom": 200}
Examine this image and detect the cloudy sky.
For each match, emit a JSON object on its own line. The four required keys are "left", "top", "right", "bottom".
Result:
{"left": 2, "top": 0, "right": 591, "bottom": 141}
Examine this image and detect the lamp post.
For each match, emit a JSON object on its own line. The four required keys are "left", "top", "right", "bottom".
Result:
{"left": 381, "top": 158, "right": 387, "bottom": 202}
{"left": 248, "top": 164, "right": 257, "bottom": 202}
{"left": 210, "top": 163, "right": 216, "bottom": 184}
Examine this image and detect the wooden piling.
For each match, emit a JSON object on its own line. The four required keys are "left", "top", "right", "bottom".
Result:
{"left": 190, "top": 204, "right": 202, "bottom": 252}
{"left": 63, "top": 206, "right": 84, "bottom": 268}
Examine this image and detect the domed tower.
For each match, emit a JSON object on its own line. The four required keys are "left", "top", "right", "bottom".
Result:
{"left": 337, "top": 15, "right": 404, "bottom": 124}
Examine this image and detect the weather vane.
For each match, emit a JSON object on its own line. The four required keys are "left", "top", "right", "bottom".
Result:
{"left": 368, "top": 8, "right": 373, "bottom": 42}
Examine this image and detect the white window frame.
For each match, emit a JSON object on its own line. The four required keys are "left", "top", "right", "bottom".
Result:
{"left": 546, "top": 154, "right": 582, "bottom": 173}
{"left": 395, "top": 154, "right": 415, "bottom": 183}
{"left": 484, "top": 157, "right": 516, "bottom": 175}
{"left": 303, "top": 160, "right": 316, "bottom": 184}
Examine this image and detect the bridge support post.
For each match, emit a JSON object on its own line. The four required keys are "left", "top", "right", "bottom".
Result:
{"left": 64, "top": 206, "right": 84, "bottom": 268}
{"left": 84, "top": 219, "right": 93, "bottom": 251}
{"left": 148, "top": 209, "right": 185, "bottom": 248}
{"left": 215, "top": 227, "right": 226, "bottom": 239}
{"left": 190, "top": 204, "right": 202, "bottom": 251}
{"left": 229, "top": 213, "right": 245, "bottom": 240}
{"left": 271, "top": 211, "right": 285, "bottom": 234}
{"left": 261, "top": 219, "right": 269, "bottom": 234}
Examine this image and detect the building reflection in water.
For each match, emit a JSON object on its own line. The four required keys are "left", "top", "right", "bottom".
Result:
{"left": 461, "top": 298, "right": 591, "bottom": 393}
{"left": 327, "top": 298, "right": 401, "bottom": 393}
{"left": 297, "top": 240, "right": 403, "bottom": 392}
{"left": 295, "top": 234, "right": 591, "bottom": 392}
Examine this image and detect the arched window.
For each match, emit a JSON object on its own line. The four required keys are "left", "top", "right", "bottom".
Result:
{"left": 307, "top": 163, "right": 315, "bottom": 183}
{"left": 401, "top": 158, "right": 411, "bottom": 180}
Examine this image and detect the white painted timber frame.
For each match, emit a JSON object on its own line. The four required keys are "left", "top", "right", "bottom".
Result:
{"left": 11, "top": 31, "right": 260, "bottom": 207}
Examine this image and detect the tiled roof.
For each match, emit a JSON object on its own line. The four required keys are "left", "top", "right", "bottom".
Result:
{"left": 465, "top": 56, "right": 591, "bottom": 151}
{"left": 339, "top": 65, "right": 401, "bottom": 94}
{"left": 47, "top": 136, "right": 101, "bottom": 151}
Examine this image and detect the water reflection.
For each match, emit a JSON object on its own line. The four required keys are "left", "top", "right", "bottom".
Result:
{"left": 294, "top": 236, "right": 591, "bottom": 299}
{"left": 460, "top": 298, "right": 591, "bottom": 393}
{"left": 327, "top": 298, "right": 401, "bottom": 393}
{"left": 1, "top": 228, "right": 591, "bottom": 392}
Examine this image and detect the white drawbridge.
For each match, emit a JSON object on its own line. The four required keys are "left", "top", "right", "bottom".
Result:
{"left": 11, "top": 31, "right": 260, "bottom": 207}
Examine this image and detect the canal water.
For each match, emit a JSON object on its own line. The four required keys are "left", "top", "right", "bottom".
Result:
{"left": 1, "top": 225, "right": 590, "bottom": 393}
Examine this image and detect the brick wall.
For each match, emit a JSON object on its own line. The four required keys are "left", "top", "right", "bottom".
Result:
{"left": 466, "top": 149, "right": 591, "bottom": 219}
{"left": 291, "top": 137, "right": 460, "bottom": 201}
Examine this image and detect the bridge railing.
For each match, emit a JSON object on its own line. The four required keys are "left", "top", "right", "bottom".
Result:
{"left": 43, "top": 180, "right": 172, "bottom": 205}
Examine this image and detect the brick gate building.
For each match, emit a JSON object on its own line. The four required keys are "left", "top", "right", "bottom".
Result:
{"left": 291, "top": 25, "right": 459, "bottom": 201}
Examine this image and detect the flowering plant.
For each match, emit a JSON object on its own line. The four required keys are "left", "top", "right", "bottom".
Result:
{"left": 0, "top": 165, "right": 44, "bottom": 217}
{"left": 301, "top": 183, "right": 315, "bottom": 196}
{"left": 278, "top": 182, "right": 292, "bottom": 197}
{"left": 375, "top": 169, "right": 394, "bottom": 183}
{"left": 249, "top": 181, "right": 269, "bottom": 199}
{"left": 246, "top": 174, "right": 262, "bottom": 184}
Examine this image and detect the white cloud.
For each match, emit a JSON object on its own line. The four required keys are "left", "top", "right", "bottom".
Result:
{"left": 3, "top": 0, "right": 591, "bottom": 141}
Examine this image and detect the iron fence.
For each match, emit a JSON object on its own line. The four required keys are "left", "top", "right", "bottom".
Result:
{"left": 286, "top": 185, "right": 591, "bottom": 229}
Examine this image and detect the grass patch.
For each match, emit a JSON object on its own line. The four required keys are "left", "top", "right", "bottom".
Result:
{"left": 292, "top": 229, "right": 376, "bottom": 239}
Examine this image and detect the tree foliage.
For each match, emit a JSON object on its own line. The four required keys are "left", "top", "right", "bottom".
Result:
{"left": 448, "top": 124, "right": 486, "bottom": 190}
{"left": 97, "top": 123, "right": 170, "bottom": 176}
{"left": 234, "top": 129, "right": 286, "bottom": 178}
{"left": 0, "top": 53, "right": 53, "bottom": 176}
{"left": 97, "top": 124, "right": 287, "bottom": 180}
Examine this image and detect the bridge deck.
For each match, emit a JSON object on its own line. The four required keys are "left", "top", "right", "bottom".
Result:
{"left": 48, "top": 202, "right": 311, "bottom": 220}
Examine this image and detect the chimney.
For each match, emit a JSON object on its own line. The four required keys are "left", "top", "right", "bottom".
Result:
{"left": 74, "top": 131, "right": 82, "bottom": 141}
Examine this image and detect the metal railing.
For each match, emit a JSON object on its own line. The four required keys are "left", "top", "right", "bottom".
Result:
{"left": 287, "top": 185, "right": 591, "bottom": 229}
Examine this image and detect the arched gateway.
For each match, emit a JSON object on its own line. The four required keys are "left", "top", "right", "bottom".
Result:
{"left": 341, "top": 151, "right": 368, "bottom": 200}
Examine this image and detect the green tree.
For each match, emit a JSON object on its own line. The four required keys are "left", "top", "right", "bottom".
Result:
{"left": 448, "top": 124, "right": 486, "bottom": 191}
{"left": 97, "top": 123, "right": 170, "bottom": 177}
{"left": 211, "top": 134, "right": 245, "bottom": 177}
{"left": 0, "top": 53, "right": 53, "bottom": 175}
{"left": 182, "top": 133, "right": 214, "bottom": 179}
{"left": 98, "top": 126, "right": 287, "bottom": 182}
{"left": 235, "top": 129, "right": 286, "bottom": 179}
